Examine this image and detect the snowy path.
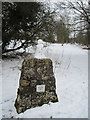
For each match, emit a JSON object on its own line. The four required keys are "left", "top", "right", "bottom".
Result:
{"left": 1, "top": 43, "right": 88, "bottom": 118}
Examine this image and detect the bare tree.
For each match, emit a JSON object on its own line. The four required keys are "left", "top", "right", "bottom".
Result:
{"left": 56, "top": 0, "right": 90, "bottom": 46}
{"left": 58, "top": 0, "right": 90, "bottom": 25}
{"left": 66, "top": 0, "right": 90, "bottom": 45}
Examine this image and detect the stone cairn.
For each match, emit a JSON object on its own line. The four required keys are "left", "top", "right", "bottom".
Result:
{"left": 15, "top": 58, "right": 58, "bottom": 114}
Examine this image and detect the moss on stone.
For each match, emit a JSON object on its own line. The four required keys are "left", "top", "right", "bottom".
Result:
{"left": 15, "top": 57, "right": 58, "bottom": 114}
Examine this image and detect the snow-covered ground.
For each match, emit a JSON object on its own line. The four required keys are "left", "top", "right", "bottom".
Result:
{"left": 1, "top": 41, "right": 88, "bottom": 118}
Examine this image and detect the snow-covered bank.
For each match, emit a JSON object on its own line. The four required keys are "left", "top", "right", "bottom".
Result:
{"left": 1, "top": 42, "right": 88, "bottom": 118}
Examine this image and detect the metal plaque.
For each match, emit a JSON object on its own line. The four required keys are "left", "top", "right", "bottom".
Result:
{"left": 36, "top": 85, "right": 45, "bottom": 92}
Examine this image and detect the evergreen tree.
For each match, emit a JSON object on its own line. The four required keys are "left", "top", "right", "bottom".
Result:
{"left": 2, "top": 2, "right": 42, "bottom": 53}
{"left": 2, "top": 2, "right": 55, "bottom": 53}
{"left": 56, "top": 20, "right": 70, "bottom": 44}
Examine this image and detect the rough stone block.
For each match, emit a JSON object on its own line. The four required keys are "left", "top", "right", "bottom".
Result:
{"left": 15, "top": 58, "right": 58, "bottom": 114}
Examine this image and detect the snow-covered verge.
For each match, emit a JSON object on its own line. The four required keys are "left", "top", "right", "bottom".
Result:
{"left": 0, "top": 59, "right": 2, "bottom": 119}
{"left": 1, "top": 41, "right": 88, "bottom": 119}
